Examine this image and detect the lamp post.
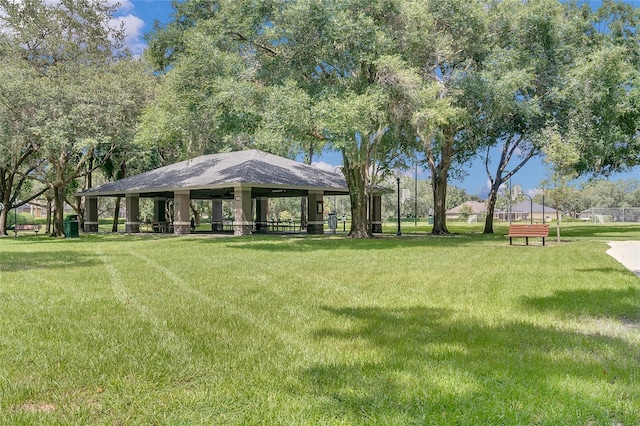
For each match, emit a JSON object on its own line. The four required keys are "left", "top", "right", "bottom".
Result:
{"left": 523, "top": 193, "right": 533, "bottom": 224}
{"left": 508, "top": 175, "right": 513, "bottom": 223}
{"left": 394, "top": 169, "right": 402, "bottom": 236}
{"left": 503, "top": 172, "right": 513, "bottom": 223}
{"left": 414, "top": 161, "right": 418, "bottom": 227}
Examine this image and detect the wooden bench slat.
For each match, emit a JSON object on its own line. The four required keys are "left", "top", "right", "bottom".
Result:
{"left": 507, "top": 224, "right": 548, "bottom": 246}
{"left": 13, "top": 224, "right": 42, "bottom": 236}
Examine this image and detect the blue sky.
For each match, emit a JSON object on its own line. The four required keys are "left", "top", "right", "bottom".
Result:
{"left": 120, "top": 0, "right": 639, "bottom": 198}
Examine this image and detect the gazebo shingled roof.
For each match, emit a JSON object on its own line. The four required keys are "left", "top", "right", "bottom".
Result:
{"left": 79, "top": 150, "right": 351, "bottom": 199}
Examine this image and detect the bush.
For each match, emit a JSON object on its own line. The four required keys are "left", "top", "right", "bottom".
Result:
{"left": 6, "top": 213, "right": 36, "bottom": 228}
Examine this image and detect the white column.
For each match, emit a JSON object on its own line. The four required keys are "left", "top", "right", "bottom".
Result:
{"left": 233, "top": 185, "right": 253, "bottom": 236}
{"left": 173, "top": 190, "right": 191, "bottom": 235}
{"left": 125, "top": 194, "right": 140, "bottom": 233}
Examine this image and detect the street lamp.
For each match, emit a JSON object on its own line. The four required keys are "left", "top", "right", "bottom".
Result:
{"left": 414, "top": 161, "right": 418, "bottom": 227}
{"left": 523, "top": 193, "right": 533, "bottom": 224}
{"left": 503, "top": 171, "right": 512, "bottom": 223}
{"left": 394, "top": 169, "right": 402, "bottom": 236}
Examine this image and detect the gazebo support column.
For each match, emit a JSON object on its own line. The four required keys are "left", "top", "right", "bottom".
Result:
{"left": 372, "top": 195, "right": 382, "bottom": 233}
{"left": 255, "top": 197, "right": 268, "bottom": 232}
{"left": 125, "top": 194, "right": 140, "bottom": 233}
{"left": 233, "top": 186, "right": 253, "bottom": 236}
{"left": 84, "top": 196, "right": 99, "bottom": 233}
{"left": 307, "top": 191, "right": 324, "bottom": 234}
{"left": 173, "top": 191, "right": 191, "bottom": 235}
{"left": 211, "top": 199, "right": 223, "bottom": 231}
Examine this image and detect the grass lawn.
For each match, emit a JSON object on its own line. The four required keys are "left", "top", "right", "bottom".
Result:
{"left": 1, "top": 223, "right": 639, "bottom": 424}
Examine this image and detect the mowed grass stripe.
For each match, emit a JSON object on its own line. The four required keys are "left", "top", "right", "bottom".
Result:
{"left": 94, "top": 246, "right": 192, "bottom": 360}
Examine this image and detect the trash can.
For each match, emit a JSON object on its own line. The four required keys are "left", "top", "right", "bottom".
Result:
{"left": 328, "top": 213, "right": 338, "bottom": 234}
{"left": 64, "top": 214, "right": 79, "bottom": 238}
{"left": 428, "top": 215, "right": 433, "bottom": 225}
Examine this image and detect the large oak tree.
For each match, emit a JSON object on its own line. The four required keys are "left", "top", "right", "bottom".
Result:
{"left": 0, "top": 0, "right": 153, "bottom": 236}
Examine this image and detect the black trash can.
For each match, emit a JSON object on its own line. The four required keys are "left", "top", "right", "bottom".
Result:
{"left": 64, "top": 214, "right": 79, "bottom": 238}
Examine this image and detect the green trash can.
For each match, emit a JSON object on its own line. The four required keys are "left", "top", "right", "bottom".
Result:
{"left": 64, "top": 214, "right": 79, "bottom": 238}
{"left": 428, "top": 215, "right": 433, "bottom": 225}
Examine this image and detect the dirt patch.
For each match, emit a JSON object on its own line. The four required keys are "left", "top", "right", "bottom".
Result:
{"left": 17, "top": 402, "right": 56, "bottom": 413}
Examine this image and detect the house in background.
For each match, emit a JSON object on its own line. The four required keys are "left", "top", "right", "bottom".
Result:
{"left": 15, "top": 200, "right": 73, "bottom": 219}
{"left": 446, "top": 201, "right": 487, "bottom": 222}
{"left": 16, "top": 202, "right": 46, "bottom": 218}
{"left": 494, "top": 201, "right": 559, "bottom": 223}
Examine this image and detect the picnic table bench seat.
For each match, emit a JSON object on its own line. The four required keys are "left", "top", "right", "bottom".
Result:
{"left": 13, "top": 224, "right": 42, "bottom": 236}
{"left": 507, "top": 223, "right": 549, "bottom": 246}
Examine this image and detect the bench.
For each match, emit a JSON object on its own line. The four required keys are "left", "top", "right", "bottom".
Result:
{"left": 13, "top": 224, "right": 42, "bottom": 236}
{"left": 507, "top": 223, "right": 549, "bottom": 246}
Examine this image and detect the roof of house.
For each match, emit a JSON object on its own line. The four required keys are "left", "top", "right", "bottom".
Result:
{"left": 78, "top": 150, "right": 355, "bottom": 199}
{"left": 511, "top": 201, "right": 558, "bottom": 213}
{"left": 447, "top": 201, "right": 487, "bottom": 215}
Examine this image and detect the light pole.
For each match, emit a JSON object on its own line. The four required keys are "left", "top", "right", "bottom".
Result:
{"left": 503, "top": 172, "right": 513, "bottom": 223}
{"left": 414, "top": 161, "right": 418, "bottom": 227}
{"left": 508, "top": 175, "right": 513, "bottom": 223}
{"left": 394, "top": 169, "right": 402, "bottom": 236}
{"left": 523, "top": 193, "right": 533, "bottom": 224}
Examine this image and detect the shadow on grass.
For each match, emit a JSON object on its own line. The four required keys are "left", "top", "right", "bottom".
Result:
{"left": 558, "top": 224, "right": 640, "bottom": 238}
{"left": 522, "top": 287, "right": 640, "bottom": 321}
{"left": 0, "top": 250, "right": 101, "bottom": 272}
{"left": 304, "top": 305, "right": 639, "bottom": 424}
{"left": 201, "top": 233, "right": 507, "bottom": 252}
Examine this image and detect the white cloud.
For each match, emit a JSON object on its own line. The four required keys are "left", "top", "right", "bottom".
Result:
{"left": 112, "top": 0, "right": 134, "bottom": 12}
{"left": 312, "top": 161, "right": 342, "bottom": 173}
{"left": 111, "top": 13, "right": 145, "bottom": 55}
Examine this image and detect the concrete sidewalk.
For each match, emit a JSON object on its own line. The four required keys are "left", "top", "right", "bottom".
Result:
{"left": 606, "top": 241, "right": 640, "bottom": 278}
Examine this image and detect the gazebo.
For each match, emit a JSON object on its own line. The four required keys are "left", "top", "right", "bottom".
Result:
{"left": 78, "top": 150, "right": 385, "bottom": 236}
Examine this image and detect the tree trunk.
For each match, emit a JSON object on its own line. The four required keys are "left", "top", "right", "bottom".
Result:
{"left": 0, "top": 170, "right": 15, "bottom": 236}
{"left": 423, "top": 127, "right": 454, "bottom": 235}
{"left": 46, "top": 196, "right": 52, "bottom": 234}
{"left": 483, "top": 181, "right": 502, "bottom": 234}
{"left": 431, "top": 170, "right": 449, "bottom": 235}
{"left": 0, "top": 192, "right": 9, "bottom": 236}
{"left": 349, "top": 187, "right": 370, "bottom": 238}
{"left": 0, "top": 209, "right": 7, "bottom": 236}
{"left": 51, "top": 184, "right": 65, "bottom": 237}
{"left": 343, "top": 157, "right": 371, "bottom": 238}
{"left": 190, "top": 203, "right": 200, "bottom": 225}
{"left": 300, "top": 147, "right": 314, "bottom": 227}
{"left": 555, "top": 209, "right": 561, "bottom": 243}
{"left": 112, "top": 197, "right": 121, "bottom": 232}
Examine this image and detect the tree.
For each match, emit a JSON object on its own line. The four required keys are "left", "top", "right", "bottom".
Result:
{"left": 316, "top": 89, "right": 391, "bottom": 237}
{"left": 397, "top": 0, "right": 490, "bottom": 235}
{"left": 540, "top": 128, "right": 580, "bottom": 242}
{"left": 573, "top": 0, "right": 640, "bottom": 175}
{"left": 143, "top": 0, "right": 405, "bottom": 238}
{"left": 0, "top": 0, "right": 153, "bottom": 236}
{"left": 0, "top": 48, "right": 48, "bottom": 235}
{"left": 454, "top": 0, "right": 589, "bottom": 234}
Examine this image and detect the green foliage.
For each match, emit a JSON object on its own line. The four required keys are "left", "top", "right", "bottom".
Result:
{"left": 142, "top": 0, "right": 640, "bottom": 238}
{"left": 0, "top": 0, "right": 154, "bottom": 236}
{"left": 459, "top": 204, "right": 474, "bottom": 220}
{"left": 5, "top": 213, "right": 35, "bottom": 228}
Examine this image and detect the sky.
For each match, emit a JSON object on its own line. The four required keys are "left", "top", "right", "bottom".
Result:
{"left": 118, "top": 0, "right": 639, "bottom": 198}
